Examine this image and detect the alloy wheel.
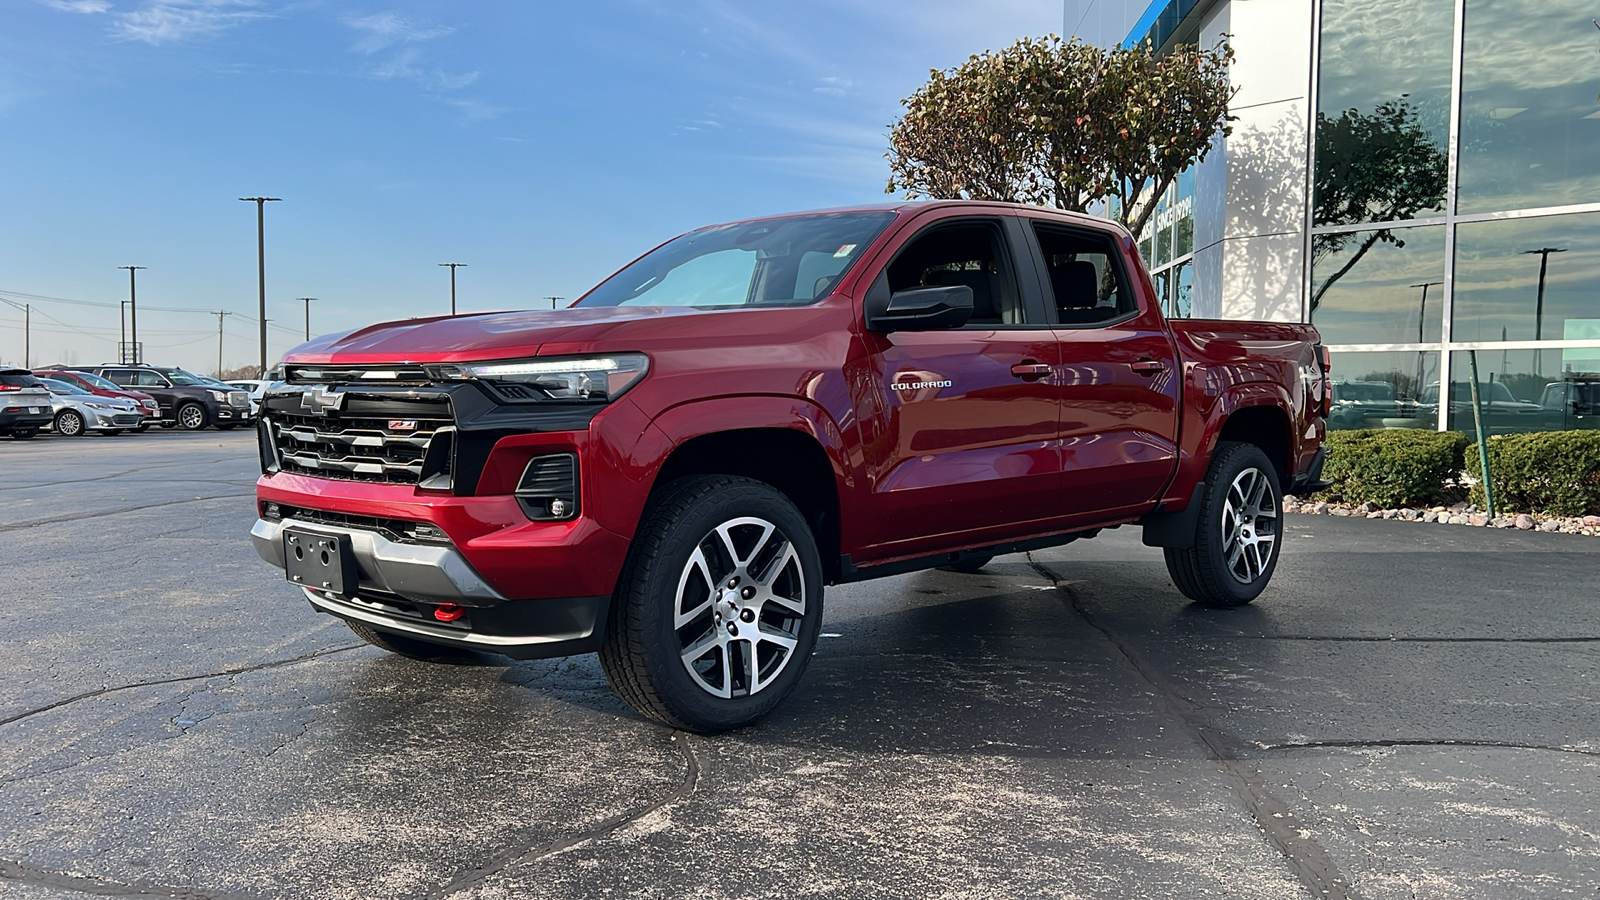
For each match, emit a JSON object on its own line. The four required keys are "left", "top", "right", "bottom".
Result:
{"left": 673, "top": 516, "right": 807, "bottom": 699}
{"left": 57, "top": 411, "right": 83, "bottom": 436}
{"left": 1220, "top": 466, "right": 1277, "bottom": 584}
{"left": 179, "top": 405, "right": 205, "bottom": 430}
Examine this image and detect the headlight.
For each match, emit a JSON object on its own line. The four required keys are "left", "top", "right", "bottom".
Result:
{"left": 86, "top": 402, "right": 110, "bottom": 410}
{"left": 430, "top": 353, "right": 649, "bottom": 403}
{"left": 207, "top": 389, "right": 227, "bottom": 401}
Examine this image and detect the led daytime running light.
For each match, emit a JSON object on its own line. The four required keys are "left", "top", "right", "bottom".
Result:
{"left": 459, "top": 358, "right": 622, "bottom": 379}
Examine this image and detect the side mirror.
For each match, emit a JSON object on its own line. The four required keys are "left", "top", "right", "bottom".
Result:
{"left": 866, "top": 284, "right": 974, "bottom": 333}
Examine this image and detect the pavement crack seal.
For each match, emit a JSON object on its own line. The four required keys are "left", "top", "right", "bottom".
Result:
{"left": 1028, "top": 555, "right": 1363, "bottom": 900}
{"left": 1257, "top": 738, "right": 1600, "bottom": 758}
{"left": 431, "top": 729, "right": 702, "bottom": 899}
{"left": 0, "top": 644, "right": 364, "bottom": 729}
{"left": 0, "top": 493, "right": 256, "bottom": 533}
{"left": 0, "top": 858, "right": 248, "bottom": 899}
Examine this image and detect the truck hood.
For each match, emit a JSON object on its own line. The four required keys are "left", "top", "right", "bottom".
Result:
{"left": 285, "top": 305, "right": 719, "bottom": 365}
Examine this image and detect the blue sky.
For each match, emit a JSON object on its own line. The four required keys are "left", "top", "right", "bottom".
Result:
{"left": 0, "top": 0, "right": 1062, "bottom": 373}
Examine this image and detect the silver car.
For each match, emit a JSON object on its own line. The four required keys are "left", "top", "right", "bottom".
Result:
{"left": 40, "top": 378, "right": 145, "bottom": 436}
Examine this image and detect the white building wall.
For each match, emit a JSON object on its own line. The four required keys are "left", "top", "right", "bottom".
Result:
{"left": 1188, "top": 1, "right": 1231, "bottom": 319}
{"left": 1062, "top": 0, "right": 1148, "bottom": 47}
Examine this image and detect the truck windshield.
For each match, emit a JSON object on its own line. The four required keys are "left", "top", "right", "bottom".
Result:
{"left": 576, "top": 211, "right": 897, "bottom": 309}
{"left": 166, "top": 370, "right": 208, "bottom": 386}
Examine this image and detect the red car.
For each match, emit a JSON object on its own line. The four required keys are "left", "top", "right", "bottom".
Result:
{"left": 251, "top": 201, "right": 1330, "bottom": 731}
{"left": 35, "top": 369, "right": 160, "bottom": 429}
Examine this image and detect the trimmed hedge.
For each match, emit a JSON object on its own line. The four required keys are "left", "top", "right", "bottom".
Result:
{"left": 1316, "top": 429, "right": 1469, "bottom": 508}
{"left": 1469, "top": 431, "right": 1600, "bottom": 516}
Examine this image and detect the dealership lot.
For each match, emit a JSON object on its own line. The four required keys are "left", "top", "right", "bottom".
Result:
{"left": 0, "top": 432, "right": 1596, "bottom": 900}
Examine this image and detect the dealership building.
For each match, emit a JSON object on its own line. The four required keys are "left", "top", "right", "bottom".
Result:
{"left": 1065, "top": 0, "right": 1600, "bottom": 433}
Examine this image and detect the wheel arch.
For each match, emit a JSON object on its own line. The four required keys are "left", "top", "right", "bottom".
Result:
{"left": 646, "top": 398, "right": 850, "bottom": 583}
{"left": 1214, "top": 402, "right": 1293, "bottom": 491}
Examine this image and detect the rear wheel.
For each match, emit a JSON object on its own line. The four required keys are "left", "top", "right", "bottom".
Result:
{"left": 177, "top": 403, "right": 208, "bottom": 431}
{"left": 9, "top": 429, "right": 36, "bottom": 440}
{"left": 1163, "top": 442, "right": 1282, "bottom": 608}
{"left": 600, "top": 475, "right": 823, "bottom": 733}
{"left": 54, "top": 410, "right": 85, "bottom": 437}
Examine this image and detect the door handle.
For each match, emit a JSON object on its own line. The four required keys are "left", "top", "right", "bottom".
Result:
{"left": 1011, "top": 363, "right": 1052, "bottom": 378}
{"left": 1130, "top": 359, "right": 1167, "bottom": 375}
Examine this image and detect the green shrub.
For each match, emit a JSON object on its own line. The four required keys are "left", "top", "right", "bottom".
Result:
{"left": 1469, "top": 431, "right": 1600, "bottom": 516}
{"left": 1316, "top": 429, "right": 1469, "bottom": 508}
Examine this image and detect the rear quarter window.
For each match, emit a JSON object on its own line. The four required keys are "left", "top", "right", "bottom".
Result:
{"left": 0, "top": 374, "right": 43, "bottom": 388}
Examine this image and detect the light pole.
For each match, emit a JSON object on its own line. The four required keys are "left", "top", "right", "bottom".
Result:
{"left": 118, "top": 266, "right": 146, "bottom": 364}
{"left": 119, "top": 300, "right": 128, "bottom": 360}
{"left": 298, "top": 297, "right": 317, "bottom": 341}
{"left": 1523, "top": 247, "right": 1566, "bottom": 376}
{"left": 439, "top": 263, "right": 466, "bottom": 315}
{"left": 1409, "top": 281, "right": 1442, "bottom": 399}
{"left": 213, "top": 310, "right": 233, "bottom": 377}
{"left": 240, "top": 197, "right": 282, "bottom": 377}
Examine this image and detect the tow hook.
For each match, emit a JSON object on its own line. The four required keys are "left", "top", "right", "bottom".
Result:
{"left": 434, "top": 603, "right": 466, "bottom": 622}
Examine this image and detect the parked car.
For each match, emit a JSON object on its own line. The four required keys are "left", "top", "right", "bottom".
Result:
{"left": 85, "top": 364, "right": 255, "bottom": 430}
{"left": 1419, "top": 381, "right": 1545, "bottom": 434}
{"left": 251, "top": 200, "right": 1331, "bottom": 732}
{"left": 0, "top": 369, "right": 54, "bottom": 440}
{"left": 34, "top": 369, "right": 161, "bottom": 429}
{"left": 1539, "top": 378, "right": 1600, "bottom": 430}
{"left": 226, "top": 378, "right": 279, "bottom": 416}
{"left": 1327, "top": 380, "right": 1424, "bottom": 430}
{"left": 38, "top": 378, "right": 145, "bottom": 436}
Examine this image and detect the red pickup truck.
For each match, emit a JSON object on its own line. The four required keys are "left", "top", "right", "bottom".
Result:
{"left": 252, "top": 201, "right": 1330, "bottom": 732}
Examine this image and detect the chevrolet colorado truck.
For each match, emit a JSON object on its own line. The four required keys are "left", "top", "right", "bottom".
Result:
{"left": 251, "top": 201, "right": 1330, "bottom": 732}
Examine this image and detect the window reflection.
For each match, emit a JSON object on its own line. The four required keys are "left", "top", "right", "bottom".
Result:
{"left": 1314, "top": 0, "right": 1452, "bottom": 228}
{"left": 1444, "top": 349, "right": 1599, "bottom": 434}
{"left": 1452, "top": 212, "right": 1600, "bottom": 343}
{"left": 1458, "top": 0, "right": 1600, "bottom": 213}
{"left": 1327, "top": 350, "right": 1440, "bottom": 431}
{"left": 1311, "top": 225, "right": 1445, "bottom": 344}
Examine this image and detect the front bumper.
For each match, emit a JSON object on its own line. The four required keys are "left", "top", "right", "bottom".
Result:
{"left": 86, "top": 409, "right": 145, "bottom": 430}
{"left": 251, "top": 515, "right": 609, "bottom": 659}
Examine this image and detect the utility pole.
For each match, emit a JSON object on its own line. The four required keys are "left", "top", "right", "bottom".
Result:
{"left": 118, "top": 266, "right": 146, "bottom": 364}
{"left": 240, "top": 197, "right": 282, "bottom": 377}
{"left": 23, "top": 304, "right": 28, "bottom": 368}
{"left": 543, "top": 296, "right": 564, "bottom": 310}
{"left": 297, "top": 297, "right": 318, "bottom": 341}
{"left": 1523, "top": 247, "right": 1566, "bottom": 375}
{"left": 213, "top": 310, "right": 233, "bottom": 377}
{"left": 1409, "top": 281, "right": 1442, "bottom": 399}
{"left": 439, "top": 263, "right": 466, "bottom": 315}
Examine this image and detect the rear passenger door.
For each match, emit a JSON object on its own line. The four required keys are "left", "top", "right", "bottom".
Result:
{"left": 1022, "top": 218, "right": 1181, "bottom": 516}
{"left": 852, "top": 214, "right": 1064, "bottom": 553}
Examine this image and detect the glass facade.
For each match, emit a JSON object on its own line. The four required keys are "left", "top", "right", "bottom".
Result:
{"left": 1311, "top": 0, "right": 1600, "bottom": 433}
{"left": 1136, "top": 168, "right": 1196, "bottom": 318}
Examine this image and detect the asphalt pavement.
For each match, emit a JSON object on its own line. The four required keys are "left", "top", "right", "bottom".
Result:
{"left": 0, "top": 430, "right": 1595, "bottom": 899}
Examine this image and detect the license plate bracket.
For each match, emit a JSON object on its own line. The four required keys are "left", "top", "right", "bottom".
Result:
{"left": 283, "top": 528, "right": 358, "bottom": 595}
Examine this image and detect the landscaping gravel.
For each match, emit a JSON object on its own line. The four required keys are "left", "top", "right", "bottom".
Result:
{"left": 1284, "top": 496, "right": 1600, "bottom": 536}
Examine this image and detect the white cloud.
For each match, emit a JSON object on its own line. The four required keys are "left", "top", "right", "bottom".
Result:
{"left": 39, "top": 0, "right": 112, "bottom": 13}
{"left": 343, "top": 12, "right": 453, "bottom": 54}
{"left": 813, "top": 76, "right": 853, "bottom": 97}
{"left": 367, "top": 47, "right": 478, "bottom": 91}
{"left": 110, "top": 0, "right": 264, "bottom": 45}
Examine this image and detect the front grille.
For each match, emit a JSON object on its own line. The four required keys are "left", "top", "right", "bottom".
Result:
{"left": 274, "top": 505, "right": 446, "bottom": 544}
{"left": 228, "top": 391, "right": 251, "bottom": 408}
{"left": 110, "top": 413, "right": 143, "bottom": 426}
{"left": 271, "top": 409, "right": 452, "bottom": 485}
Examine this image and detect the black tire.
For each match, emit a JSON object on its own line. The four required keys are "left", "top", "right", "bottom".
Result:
{"left": 1163, "top": 441, "right": 1282, "bottom": 608}
{"left": 177, "top": 402, "right": 208, "bottom": 431}
{"left": 54, "top": 410, "right": 85, "bottom": 437}
{"left": 600, "top": 475, "right": 824, "bottom": 733}
{"left": 10, "top": 429, "right": 36, "bottom": 440}
{"left": 939, "top": 554, "right": 995, "bottom": 574}
{"left": 345, "top": 621, "right": 468, "bottom": 661}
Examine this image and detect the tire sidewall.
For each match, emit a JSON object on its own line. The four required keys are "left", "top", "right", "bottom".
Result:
{"left": 631, "top": 480, "right": 824, "bottom": 731}
{"left": 1195, "top": 443, "right": 1282, "bottom": 605}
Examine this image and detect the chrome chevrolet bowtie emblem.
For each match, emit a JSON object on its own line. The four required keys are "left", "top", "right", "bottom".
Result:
{"left": 300, "top": 385, "right": 346, "bottom": 416}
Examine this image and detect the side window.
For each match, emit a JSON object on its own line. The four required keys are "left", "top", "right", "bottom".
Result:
{"left": 103, "top": 370, "right": 135, "bottom": 386}
{"left": 886, "top": 220, "right": 1025, "bottom": 326}
{"left": 132, "top": 371, "right": 166, "bottom": 387}
{"left": 1032, "top": 224, "right": 1136, "bottom": 326}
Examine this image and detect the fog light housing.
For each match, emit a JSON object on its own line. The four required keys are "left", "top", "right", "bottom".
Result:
{"left": 515, "top": 453, "right": 579, "bottom": 521}
{"left": 262, "top": 501, "right": 282, "bottom": 521}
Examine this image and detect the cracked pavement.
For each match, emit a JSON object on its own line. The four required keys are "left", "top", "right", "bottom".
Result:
{"left": 0, "top": 431, "right": 1596, "bottom": 898}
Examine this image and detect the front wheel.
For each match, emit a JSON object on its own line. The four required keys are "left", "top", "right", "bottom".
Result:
{"left": 600, "top": 475, "right": 823, "bottom": 733}
{"left": 1163, "top": 442, "right": 1282, "bottom": 608}
{"left": 54, "top": 410, "right": 85, "bottom": 437}
{"left": 176, "top": 403, "right": 208, "bottom": 431}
